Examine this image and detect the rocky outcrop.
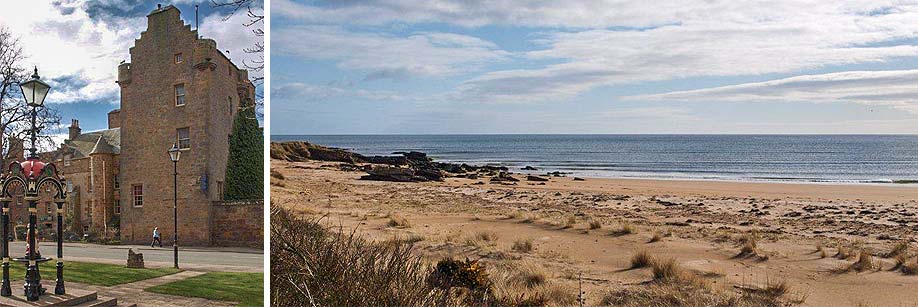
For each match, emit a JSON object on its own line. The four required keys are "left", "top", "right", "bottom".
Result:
{"left": 272, "top": 141, "right": 512, "bottom": 182}
{"left": 271, "top": 142, "right": 408, "bottom": 165}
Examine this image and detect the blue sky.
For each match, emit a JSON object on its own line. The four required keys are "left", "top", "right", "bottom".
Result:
{"left": 272, "top": 0, "right": 918, "bottom": 134}
{"left": 1, "top": 0, "right": 263, "bottom": 139}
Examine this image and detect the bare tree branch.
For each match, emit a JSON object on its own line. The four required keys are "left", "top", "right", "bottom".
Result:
{"left": 211, "top": 0, "right": 264, "bottom": 119}
{"left": 0, "top": 27, "right": 62, "bottom": 159}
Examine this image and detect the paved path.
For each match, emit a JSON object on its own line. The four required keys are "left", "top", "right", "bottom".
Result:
{"left": 6, "top": 242, "right": 263, "bottom": 272}
{"left": 80, "top": 271, "right": 239, "bottom": 307}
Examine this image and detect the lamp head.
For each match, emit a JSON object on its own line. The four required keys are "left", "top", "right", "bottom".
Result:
{"left": 169, "top": 143, "right": 181, "bottom": 162}
{"left": 19, "top": 67, "right": 51, "bottom": 108}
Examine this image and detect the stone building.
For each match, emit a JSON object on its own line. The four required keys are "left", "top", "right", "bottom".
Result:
{"left": 10, "top": 4, "right": 263, "bottom": 247}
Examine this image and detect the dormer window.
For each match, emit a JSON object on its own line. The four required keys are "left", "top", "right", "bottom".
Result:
{"left": 175, "top": 84, "right": 186, "bottom": 106}
{"left": 174, "top": 53, "right": 183, "bottom": 64}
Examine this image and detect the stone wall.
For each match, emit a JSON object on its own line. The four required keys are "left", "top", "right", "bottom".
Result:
{"left": 210, "top": 200, "right": 262, "bottom": 248}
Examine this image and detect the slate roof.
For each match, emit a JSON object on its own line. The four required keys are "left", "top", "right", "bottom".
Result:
{"left": 64, "top": 128, "right": 120, "bottom": 158}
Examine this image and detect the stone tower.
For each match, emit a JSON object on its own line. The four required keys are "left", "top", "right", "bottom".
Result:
{"left": 116, "top": 4, "right": 256, "bottom": 245}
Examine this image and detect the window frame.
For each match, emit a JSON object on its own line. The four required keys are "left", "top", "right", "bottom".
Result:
{"left": 114, "top": 200, "right": 121, "bottom": 215}
{"left": 176, "top": 127, "right": 191, "bottom": 150}
{"left": 174, "top": 83, "right": 186, "bottom": 107}
{"left": 174, "top": 53, "right": 183, "bottom": 64}
{"left": 132, "top": 184, "right": 143, "bottom": 207}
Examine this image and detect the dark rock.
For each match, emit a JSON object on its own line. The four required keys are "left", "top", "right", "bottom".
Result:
{"left": 490, "top": 172, "right": 519, "bottom": 182}
{"left": 526, "top": 175, "right": 549, "bottom": 182}
{"left": 573, "top": 177, "right": 585, "bottom": 181}
{"left": 521, "top": 166, "right": 538, "bottom": 170}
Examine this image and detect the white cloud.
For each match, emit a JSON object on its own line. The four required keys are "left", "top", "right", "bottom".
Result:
{"left": 273, "top": 82, "right": 413, "bottom": 101}
{"left": 0, "top": 1, "right": 143, "bottom": 104}
{"left": 199, "top": 7, "right": 265, "bottom": 81}
{"left": 273, "top": 26, "right": 510, "bottom": 80}
{"left": 602, "top": 107, "right": 698, "bottom": 121}
{"left": 0, "top": 1, "right": 262, "bottom": 105}
{"left": 625, "top": 70, "right": 918, "bottom": 113}
{"left": 275, "top": 1, "right": 918, "bottom": 105}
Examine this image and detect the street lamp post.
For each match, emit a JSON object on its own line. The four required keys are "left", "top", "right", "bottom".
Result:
{"left": 168, "top": 144, "right": 180, "bottom": 269}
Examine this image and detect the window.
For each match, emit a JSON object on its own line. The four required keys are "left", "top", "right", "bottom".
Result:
{"left": 113, "top": 175, "right": 120, "bottom": 189}
{"left": 63, "top": 159, "right": 71, "bottom": 166}
{"left": 114, "top": 200, "right": 120, "bottom": 215}
{"left": 46, "top": 203, "right": 51, "bottom": 214}
{"left": 174, "top": 84, "right": 186, "bottom": 106}
{"left": 176, "top": 127, "right": 190, "bottom": 150}
{"left": 174, "top": 53, "right": 183, "bottom": 64}
{"left": 82, "top": 225, "right": 89, "bottom": 233}
{"left": 228, "top": 97, "right": 233, "bottom": 114}
{"left": 132, "top": 184, "right": 143, "bottom": 207}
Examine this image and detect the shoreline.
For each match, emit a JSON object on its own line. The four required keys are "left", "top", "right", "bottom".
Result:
{"left": 472, "top": 173, "right": 918, "bottom": 202}
{"left": 503, "top": 167, "right": 918, "bottom": 187}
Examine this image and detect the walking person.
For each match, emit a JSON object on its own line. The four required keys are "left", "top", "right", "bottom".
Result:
{"left": 151, "top": 226, "right": 162, "bottom": 248}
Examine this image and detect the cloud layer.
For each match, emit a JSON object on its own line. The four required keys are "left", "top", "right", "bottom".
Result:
{"left": 275, "top": 0, "right": 918, "bottom": 105}
{"left": 626, "top": 70, "right": 918, "bottom": 113}
{"left": 1, "top": 1, "right": 262, "bottom": 106}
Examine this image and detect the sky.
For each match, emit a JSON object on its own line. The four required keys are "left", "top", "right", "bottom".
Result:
{"left": 0, "top": 0, "right": 263, "bottom": 141}
{"left": 271, "top": 0, "right": 918, "bottom": 134}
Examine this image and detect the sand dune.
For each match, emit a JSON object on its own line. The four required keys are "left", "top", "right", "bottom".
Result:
{"left": 272, "top": 159, "right": 918, "bottom": 306}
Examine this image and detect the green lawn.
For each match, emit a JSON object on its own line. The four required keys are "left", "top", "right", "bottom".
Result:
{"left": 145, "top": 272, "right": 263, "bottom": 307}
{"left": 7, "top": 261, "right": 180, "bottom": 286}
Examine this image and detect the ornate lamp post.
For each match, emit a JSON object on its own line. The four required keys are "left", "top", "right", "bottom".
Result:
{"left": 0, "top": 67, "right": 67, "bottom": 301}
{"left": 168, "top": 144, "right": 180, "bottom": 269}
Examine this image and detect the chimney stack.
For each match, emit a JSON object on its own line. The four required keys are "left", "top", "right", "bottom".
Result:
{"left": 68, "top": 119, "right": 81, "bottom": 140}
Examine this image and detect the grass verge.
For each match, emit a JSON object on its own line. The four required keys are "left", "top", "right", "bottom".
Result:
{"left": 8, "top": 261, "right": 180, "bottom": 286}
{"left": 145, "top": 272, "right": 264, "bottom": 307}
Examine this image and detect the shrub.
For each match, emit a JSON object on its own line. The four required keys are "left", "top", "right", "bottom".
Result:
{"left": 224, "top": 100, "right": 264, "bottom": 201}
{"left": 270, "top": 207, "right": 448, "bottom": 306}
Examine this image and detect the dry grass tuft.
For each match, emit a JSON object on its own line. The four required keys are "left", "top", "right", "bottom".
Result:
{"left": 589, "top": 218, "right": 602, "bottom": 230}
{"left": 512, "top": 238, "right": 534, "bottom": 253}
{"left": 387, "top": 216, "right": 411, "bottom": 228}
{"left": 475, "top": 231, "right": 499, "bottom": 242}
{"left": 735, "top": 232, "right": 767, "bottom": 260}
{"left": 648, "top": 231, "right": 663, "bottom": 243}
{"left": 630, "top": 250, "right": 654, "bottom": 269}
{"left": 651, "top": 258, "right": 687, "bottom": 283}
{"left": 610, "top": 222, "right": 636, "bottom": 236}
{"left": 520, "top": 214, "right": 537, "bottom": 224}
{"left": 271, "top": 207, "right": 450, "bottom": 306}
{"left": 561, "top": 216, "right": 576, "bottom": 229}
{"left": 902, "top": 259, "right": 918, "bottom": 275}
{"left": 836, "top": 250, "right": 880, "bottom": 273}
{"left": 604, "top": 276, "right": 802, "bottom": 307}
{"left": 488, "top": 261, "right": 578, "bottom": 307}
{"left": 270, "top": 169, "right": 285, "bottom": 180}
{"left": 466, "top": 231, "right": 499, "bottom": 248}
{"left": 835, "top": 245, "right": 853, "bottom": 259}
{"left": 894, "top": 253, "right": 909, "bottom": 270}
{"left": 885, "top": 241, "right": 909, "bottom": 258}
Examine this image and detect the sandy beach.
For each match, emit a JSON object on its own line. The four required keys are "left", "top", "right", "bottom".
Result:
{"left": 272, "top": 158, "right": 918, "bottom": 306}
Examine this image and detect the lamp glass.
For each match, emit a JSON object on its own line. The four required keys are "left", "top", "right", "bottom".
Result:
{"left": 169, "top": 144, "right": 181, "bottom": 162}
{"left": 20, "top": 79, "right": 51, "bottom": 107}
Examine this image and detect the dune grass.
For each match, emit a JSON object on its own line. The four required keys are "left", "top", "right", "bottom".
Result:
{"left": 145, "top": 272, "right": 263, "bottom": 307}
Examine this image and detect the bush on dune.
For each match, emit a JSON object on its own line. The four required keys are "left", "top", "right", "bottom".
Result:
{"left": 270, "top": 207, "right": 447, "bottom": 306}
{"left": 271, "top": 207, "right": 574, "bottom": 307}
